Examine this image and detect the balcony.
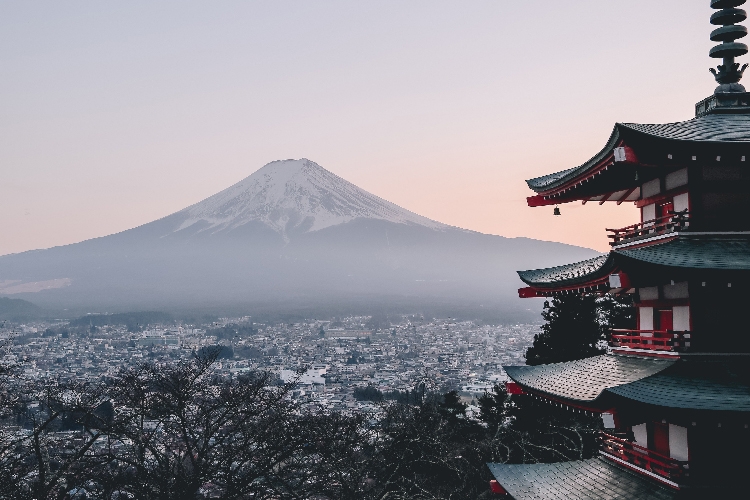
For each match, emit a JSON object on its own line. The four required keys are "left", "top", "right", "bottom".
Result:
{"left": 607, "top": 211, "right": 689, "bottom": 247}
{"left": 598, "top": 432, "right": 689, "bottom": 487}
{"left": 609, "top": 329, "right": 691, "bottom": 355}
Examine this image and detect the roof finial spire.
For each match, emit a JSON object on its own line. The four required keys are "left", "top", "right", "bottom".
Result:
{"left": 709, "top": 0, "right": 749, "bottom": 92}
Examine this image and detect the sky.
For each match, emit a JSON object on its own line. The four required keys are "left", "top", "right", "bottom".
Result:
{"left": 0, "top": 1, "right": 726, "bottom": 255}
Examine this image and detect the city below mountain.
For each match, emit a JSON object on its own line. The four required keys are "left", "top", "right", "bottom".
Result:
{"left": 0, "top": 159, "right": 597, "bottom": 320}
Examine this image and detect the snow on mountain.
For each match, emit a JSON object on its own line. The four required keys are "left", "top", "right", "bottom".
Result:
{"left": 0, "top": 157, "right": 601, "bottom": 317}
{"left": 176, "top": 159, "right": 447, "bottom": 240}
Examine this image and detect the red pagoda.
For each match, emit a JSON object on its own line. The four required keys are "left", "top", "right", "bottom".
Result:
{"left": 487, "top": 2, "right": 750, "bottom": 498}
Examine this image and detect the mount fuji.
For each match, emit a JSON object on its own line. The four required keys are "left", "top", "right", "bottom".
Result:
{"left": 176, "top": 159, "right": 446, "bottom": 241}
{"left": 0, "top": 159, "right": 598, "bottom": 319}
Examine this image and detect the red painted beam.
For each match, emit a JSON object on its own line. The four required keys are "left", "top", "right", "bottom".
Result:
{"left": 635, "top": 187, "right": 688, "bottom": 208}
{"left": 527, "top": 195, "right": 559, "bottom": 207}
{"left": 506, "top": 382, "right": 524, "bottom": 395}
{"left": 526, "top": 142, "right": 650, "bottom": 208}
{"left": 518, "top": 287, "right": 543, "bottom": 298}
{"left": 524, "top": 389, "right": 607, "bottom": 414}
{"left": 490, "top": 480, "right": 507, "bottom": 495}
{"left": 518, "top": 278, "right": 611, "bottom": 299}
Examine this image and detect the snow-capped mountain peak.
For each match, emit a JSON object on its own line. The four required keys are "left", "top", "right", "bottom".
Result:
{"left": 176, "top": 159, "right": 446, "bottom": 238}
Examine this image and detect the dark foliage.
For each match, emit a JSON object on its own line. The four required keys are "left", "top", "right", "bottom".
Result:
{"left": 0, "top": 348, "right": 370, "bottom": 500}
{"left": 93, "top": 348, "right": 365, "bottom": 500}
{"left": 598, "top": 294, "right": 636, "bottom": 330}
{"left": 346, "top": 351, "right": 365, "bottom": 364}
{"left": 67, "top": 311, "right": 173, "bottom": 332}
{"left": 479, "top": 385, "right": 600, "bottom": 465}
{"left": 197, "top": 344, "right": 234, "bottom": 359}
{"left": 525, "top": 295, "right": 603, "bottom": 366}
{"left": 353, "top": 385, "right": 384, "bottom": 402}
{"left": 235, "top": 345, "right": 263, "bottom": 359}
{"left": 364, "top": 391, "right": 490, "bottom": 499}
{"left": 364, "top": 312, "right": 394, "bottom": 331}
{"left": 525, "top": 294, "right": 634, "bottom": 366}
{"left": 206, "top": 323, "right": 258, "bottom": 340}
{"left": 0, "top": 353, "right": 602, "bottom": 499}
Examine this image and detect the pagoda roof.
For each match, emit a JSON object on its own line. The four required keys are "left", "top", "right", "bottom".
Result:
{"left": 504, "top": 355, "right": 674, "bottom": 402}
{"left": 527, "top": 124, "right": 623, "bottom": 194}
{"left": 608, "top": 358, "right": 750, "bottom": 411}
{"left": 518, "top": 254, "right": 613, "bottom": 288}
{"left": 622, "top": 113, "right": 750, "bottom": 143}
{"left": 487, "top": 457, "right": 678, "bottom": 500}
{"left": 506, "top": 355, "right": 750, "bottom": 412}
{"left": 525, "top": 113, "right": 750, "bottom": 206}
{"left": 616, "top": 235, "right": 750, "bottom": 270}
{"left": 518, "top": 235, "right": 750, "bottom": 296}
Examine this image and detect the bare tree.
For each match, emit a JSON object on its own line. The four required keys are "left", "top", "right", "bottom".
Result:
{"left": 362, "top": 392, "right": 490, "bottom": 500}
{"left": 478, "top": 385, "right": 600, "bottom": 466}
{"left": 83, "top": 348, "right": 367, "bottom": 500}
{"left": 0, "top": 346, "right": 598, "bottom": 500}
{"left": 0, "top": 376, "right": 114, "bottom": 500}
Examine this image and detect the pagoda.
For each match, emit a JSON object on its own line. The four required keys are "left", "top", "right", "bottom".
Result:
{"left": 487, "top": 2, "right": 750, "bottom": 498}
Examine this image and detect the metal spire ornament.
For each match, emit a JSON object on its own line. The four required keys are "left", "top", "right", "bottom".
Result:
{"left": 709, "top": 0, "right": 749, "bottom": 92}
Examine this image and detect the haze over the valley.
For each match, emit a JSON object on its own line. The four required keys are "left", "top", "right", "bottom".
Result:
{"left": 0, "top": 160, "right": 598, "bottom": 320}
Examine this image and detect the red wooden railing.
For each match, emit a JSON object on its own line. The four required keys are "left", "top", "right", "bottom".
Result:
{"left": 609, "top": 329, "right": 691, "bottom": 352}
{"left": 599, "top": 432, "right": 689, "bottom": 484}
{"left": 607, "top": 211, "right": 689, "bottom": 246}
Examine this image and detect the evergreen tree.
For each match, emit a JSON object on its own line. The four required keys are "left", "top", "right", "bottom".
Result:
{"left": 477, "top": 383, "right": 508, "bottom": 431}
{"left": 478, "top": 383, "right": 601, "bottom": 465}
{"left": 525, "top": 294, "right": 604, "bottom": 366}
{"left": 438, "top": 390, "right": 467, "bottom": 421}
{"left": 368, "top": 390, "right": 489, "bottom": 499}
{"left": 598, "top": 294, "right": 637, "bottom": 330}
{"left": 525, "top": 294, "right": 635, "bottom": 366}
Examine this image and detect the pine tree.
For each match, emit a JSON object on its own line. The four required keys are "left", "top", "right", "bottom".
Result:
{"left": 598, "top": 294, "right": 637, "bottom": 330}
{"left": 525, "top": 294, "right": 635, "bottom": 366}
{"left": 525, "top": 294, "right": 604, "bottom": 366}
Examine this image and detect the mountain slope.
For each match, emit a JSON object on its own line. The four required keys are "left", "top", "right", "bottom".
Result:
{"left": 175, "top": 159, "right": 445, "bottom": 241}
{"left": 0, "top": 159, "right": 599, "bottom": 318}
{"left": 0, "top": 297, "right": 43, "bottom": 321}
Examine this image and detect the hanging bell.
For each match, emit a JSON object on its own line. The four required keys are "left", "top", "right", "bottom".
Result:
{"left": 634, "top": 170, "right": 639, "bottom": 181}
{"left": 553, "top": 206, "right": 561, "bottom": 216}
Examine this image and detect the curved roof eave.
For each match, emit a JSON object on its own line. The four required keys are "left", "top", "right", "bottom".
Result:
{"left": 526, "top": 124, "right": 622, "bottom": 193}
{"left": 517, "top": 254, "right": 614, "bottom": 288}
{"left": 525, "top": 114, "right": 750, "bottom": 195}
{"left": 504, "top": 355, "right": 674, "bottom": 403}
{"left": 614, "top": 235, "right": 750, "bottom": 270}
{"left": 620, "top": 113, "right": 750, "bottom": 143}
{"left": 517, "top": 236, "right": 750, "bottom": 291}
{"left": 487, "top": 459, "right": 679, "bottom": 500}
{"left": 606, "top": 358, "right": 750, "bottom": 411}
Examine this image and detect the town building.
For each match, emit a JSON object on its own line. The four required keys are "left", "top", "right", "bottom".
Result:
{"left": 488, "top": 2, "right": 750, "bottom": 498}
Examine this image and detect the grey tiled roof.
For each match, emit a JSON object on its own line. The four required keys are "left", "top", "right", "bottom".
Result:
{"left": 526, "top": 166, "right": 581, "bottom": 191}
{"left": 526, "top": 114, "right": 750, "bottom": 193}
{"left": 526, "top": 124, "right": 621, "bottom": 192}
{"left": 504, "top": 355, "right": 674, "bottom": 402}
{"left": 621, "top": 114, "right": 750, "bottom": 142}
{"left": 517, "top": 235, "right": 750, "bottom": 289}
{"left": 615, "top": 236, "right": 750, "bottom": 270}
{"left": 487, "top": 458, "right": 677, "bottom": 500}
{"left": 517, "top": 254, "right": 612, "bottom": 288}
{"left": 608, "top": 359, "right": 750, "bottom": 411}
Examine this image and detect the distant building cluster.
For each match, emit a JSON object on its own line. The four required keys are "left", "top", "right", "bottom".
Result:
{"left": 1, "top": 315, "right": 538, "bottom": 415}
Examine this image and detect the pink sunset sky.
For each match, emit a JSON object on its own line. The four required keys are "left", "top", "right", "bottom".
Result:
{"left": 0, "top": 1, "right": 724, "bottom": 255}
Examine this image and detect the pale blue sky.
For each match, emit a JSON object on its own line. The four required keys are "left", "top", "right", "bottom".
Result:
{"left": 0, "top": 1, "right": 723, "bottom": 254}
